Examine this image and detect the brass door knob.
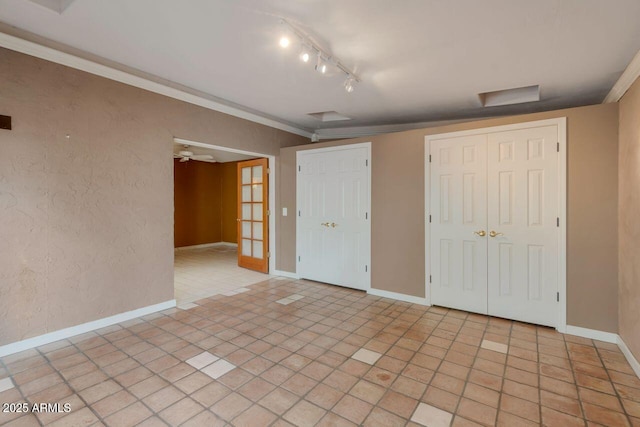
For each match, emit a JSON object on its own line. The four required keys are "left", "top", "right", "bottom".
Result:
{"left": 321, "top": 222, "right": 330, "bottom": 227}
{"left": 473, "top": 230, "right": 486, "bottom": 237}
{"left": 489, "top": 231, "right": 504, "bottom": 237}
{"left": 330, "top": 223, "right": 338, "bottom": 228}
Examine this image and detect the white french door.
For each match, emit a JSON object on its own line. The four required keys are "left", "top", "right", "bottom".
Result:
{"left": 297, "top": 144, "right": 370, "bottom": 290}
{"left": 430, "top": 134, "right": 488, "bottom": 314}
{"left": 487, "top": 126, "right": 559, "bottom": 326}
{"left": 429, "top": 122, "right": 562, "bottom": 327}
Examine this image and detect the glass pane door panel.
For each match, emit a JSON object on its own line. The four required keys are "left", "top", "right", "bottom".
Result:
{"left": 242, "top": 204, "right": 252, "bottom": 220}
{"left": 242, "top": 185, "right": 251, "bottom": 202}
{"left": 242, "top": 167, "right": 251, "bottom": 184}
{"left": 242, "top": 239, "right": 252, "bottom": 256}
{"left": 252, "top": 184, "right": 263, "bottom": 202}
{"left": 252, "top": 223, "right": 263, "bottom": 240}
{"left": 252, "top": 241, "right": 263, "bottom": 259}
{"left": 242, "top": 221, "right": 252, "bottom": 238}
{"left": 252, "top": 204, "right": 262, "bottom": 221}
{"left": 252, "top": 166, "right": 263, "bottom": 183}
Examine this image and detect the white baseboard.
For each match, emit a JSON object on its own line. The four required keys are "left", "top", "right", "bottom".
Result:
{"left": 367, "top": 288, "right": 430, "bottom": 306}
{"left": 0, "top": 299, "right": 176, "bottom": 358}
{"left": 272, "top": 270, "right": 300, "bottom": 280}
{"left": 565, "top": 325, "right": 618, "bottom": 343}
{"left": 175, "top": 242, "right": 237, "bottom": 251}
{"left": 617, "top": 335, "right": 640, "bottom": 379}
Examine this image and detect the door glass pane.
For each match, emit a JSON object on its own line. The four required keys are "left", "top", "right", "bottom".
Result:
{"left": 242, "top": 204, "right": 251, "bottom": 220}
{"left": 242, "top": 239, "right": 252, "bottom": 256}
{"left": 252, "top": 184, "right": 263, "bottom": 202}
{"left": 242, "top": 221, "right": 251, "bottom": 238}
{"left": 252, "top": 240, "right": 263, "bottom": 259}
{"left": 242, "top": 185, "right": 251, "bottom": 202}
{"left": 252, "top": 204, "right": 262, "bottom": 221}
{"left": 252, "top": 166, "right": 263, "bottom": 184}
{"left": 241, "top": 167, "right": 251, "bottom": 184}
{"left": 252, "top": 222, "right": 263, "bottom": 240}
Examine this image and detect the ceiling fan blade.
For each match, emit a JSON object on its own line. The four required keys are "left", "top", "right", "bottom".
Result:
{"left": 179, "top": 157, "right": 189, "bottom": 162}
{"left": 173, "top": 153, "right": 183, "bottom": 158}
{"left": 191, "top": 155, "right": 215, "bottom": 161}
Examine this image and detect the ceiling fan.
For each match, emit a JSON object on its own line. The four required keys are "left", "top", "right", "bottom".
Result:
{"left": 173, "top": 145, "right": 215, "bottom": 163}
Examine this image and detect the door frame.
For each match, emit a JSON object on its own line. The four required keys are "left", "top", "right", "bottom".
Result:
{"left": 174, "top": 137, "right": 276, "bottom": 273}
{"left": 424, "top": 118, "right": 567, "bottom": 332}
{"left": 296, "top": 142, "right": 372, "bottom": 291}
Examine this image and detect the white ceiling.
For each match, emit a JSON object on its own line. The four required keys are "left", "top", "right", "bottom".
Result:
{"left": 1, "top": 0, "right": 640, "bottom": 134}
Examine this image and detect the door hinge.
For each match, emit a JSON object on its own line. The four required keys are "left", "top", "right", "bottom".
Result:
{"left": 298, "top": 210, "right": 301, "bottom": 217}
{"left": 365, "top": 159, "right": 369, "bottom": 167}
{"left": 365, "top": 265, "right": 368, "bottom": 272}
{"left": 429, "top": 154, "right": 432, "bottom": 163}
{"left": 266, "top": 210, "right": 271, "bottom": 216}
{"left": 267, "top": 167, "right": 271, "bottom": 174}
{"left": 298, "top": 165, "right": 301, "bottom": 172}
{"left": 429, "top": 275, "right": 432, "bottom": 283}
{"left": 298, "top": 256, "right": 301, "bottom": 262}
{"left": 557, "top": 217, "right": 560, "bottom": 227}
{"left": 429, "top": 215, "right": 432, "bottom": 223}
{"left": 267, "top": 252, "right": 271, "bottom": 258}
{"left": 557, "top": 142, "right": 560, "bottom": 152}
{"left": 365, "top": 212, "right": 368, "bottom": 220}
{"left": 557, "top": 292, "right": 559, "bottom": 302}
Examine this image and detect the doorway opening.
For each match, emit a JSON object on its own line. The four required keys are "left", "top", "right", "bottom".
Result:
{"left": 173, "top": 138, "right": 276, "bottom": 307}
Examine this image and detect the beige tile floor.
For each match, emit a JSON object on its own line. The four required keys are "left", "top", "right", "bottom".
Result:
{"left": 174, "top": 245, "right": 271, "bottom": 306}
{"left": 1, "top": 278, "right": 639, "bottom": 426}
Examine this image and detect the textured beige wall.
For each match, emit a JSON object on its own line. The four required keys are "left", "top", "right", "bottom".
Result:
{"left": 619, "top": 77, "right": 640, "bottom": 359}
{"left": 279, "top": 103, "right": 619, "bottom": 332}
{"left": 0, "top": 48, "right": 308, "bottom": 346}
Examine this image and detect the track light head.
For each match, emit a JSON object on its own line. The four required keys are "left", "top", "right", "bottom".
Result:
{"left": 279, "top": 36, "right": 290, "bottom": 48}
{"left": 315, "top": 53, "right": 327, "bottom": 74}
{"left": 299, "top": 45, "right": 311, "bottom": 63}
{"left": 344, "top": 76, "right": 356, "bottom": 93}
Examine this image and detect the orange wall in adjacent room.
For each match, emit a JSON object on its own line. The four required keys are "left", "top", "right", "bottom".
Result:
{"left": 174, "top": 160, "right": 239, "bottom": 247}
{"left": 220, "top": 162, "right": 239, "bottom": 244}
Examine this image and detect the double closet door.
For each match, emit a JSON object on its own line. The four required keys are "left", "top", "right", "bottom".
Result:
{"left": 430, "top": 125, "right": 559, "bottom": 327}
{"left": 297, "top": 145, "right": 370, "bottom": 290}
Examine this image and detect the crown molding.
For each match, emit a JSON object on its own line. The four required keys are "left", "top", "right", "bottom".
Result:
{"left": 0, "top": 30, "right": 313, "bottom": 138}
{"left": 604, "top": 48, "right": 640, "bottom": 103}
{"left": 314, "top": 118, "right": 481, "bottom": 140}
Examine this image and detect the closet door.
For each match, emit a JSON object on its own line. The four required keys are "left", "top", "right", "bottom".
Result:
{"left": 487, "top": 126, "right": 559, "bottom": 326}
{"left": 297, "top": 146, "right": 370, "bottom": 290}
{"left": 430, "top": 134, "right": 488, "bottom": 314}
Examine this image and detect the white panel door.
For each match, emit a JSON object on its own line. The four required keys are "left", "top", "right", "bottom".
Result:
{"left": 297, "top": 146, "right": 369, "bottom": 290}
{"left": 430, "top": 134, "right": 488, "bottom": 314}
{"left": 487, "top": 126, "right": 559, "bottom": 326}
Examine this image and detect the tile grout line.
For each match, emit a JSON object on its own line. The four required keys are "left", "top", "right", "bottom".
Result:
{"left": 593, "top": 341, "right": 634, "bottom": 424}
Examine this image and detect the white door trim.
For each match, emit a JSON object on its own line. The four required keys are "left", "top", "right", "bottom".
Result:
{"left": 424, "top": 118, "right": 567, "bottom": 332}
{"left": 174, "top": 137, "right": 277, "bottom": 273}
{"left": 296, "top": 142, "right": 372, "bottom": 290}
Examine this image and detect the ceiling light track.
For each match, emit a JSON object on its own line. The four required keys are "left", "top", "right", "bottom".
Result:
{"left": 279, "top": 19, "right": 360, "bottom": 92}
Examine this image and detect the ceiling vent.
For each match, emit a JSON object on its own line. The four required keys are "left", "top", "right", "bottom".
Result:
{"left": 479, "top": 85, "right": 540, "bottom": 107}
{"left": 24, "top": 0, "right": 76, "bottom": 13}
{"left": 307, "top": 111, "right": 352, "bottom": 122}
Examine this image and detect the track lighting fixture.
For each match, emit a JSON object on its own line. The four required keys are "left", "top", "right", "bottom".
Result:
{"left": 278, "top": 19, "right": 360, "bottom": 93}
{"left": 315, "top": 53, "right": 327, "bottom": 74}
{"left": 344, "top": 75, "right": 356, "bottom": 93}
{"left": 279, "top": 36, "right": 290, "bottom": 48}
{"left": 299, "top": 45, "right": 311, "bottom": 63}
